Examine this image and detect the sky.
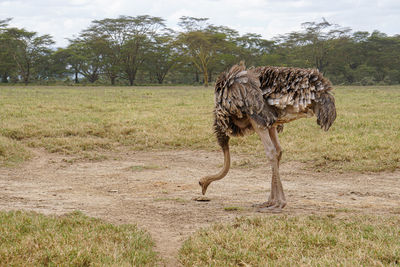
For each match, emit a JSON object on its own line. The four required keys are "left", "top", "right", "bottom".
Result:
{"left": 1, "top": 0, "right": 399, "bottom": 47}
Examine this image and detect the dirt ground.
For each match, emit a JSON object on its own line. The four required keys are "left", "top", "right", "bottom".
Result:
{"left": 0, "top": 149, "right": 399, "bottom": 266}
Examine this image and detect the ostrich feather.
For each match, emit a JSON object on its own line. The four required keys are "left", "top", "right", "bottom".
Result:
{"left": 214, "top": 64, "right": 336, "bottom": 138}
{"left": 252, "top": 66, "right": 336, "bottom": 130}
{"left": 214, "top": 63, "right": 277, "bottom": 136}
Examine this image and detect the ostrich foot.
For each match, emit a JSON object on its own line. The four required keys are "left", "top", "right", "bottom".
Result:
{"left": 252, "top": 199, "right": 286, "bottom": 211}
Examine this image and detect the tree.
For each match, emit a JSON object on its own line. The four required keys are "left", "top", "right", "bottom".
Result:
{"left": 1, "top": 16, "right": 398, "bottom": 86}
{"left": 143, "top": 31, "right": 178, "bottom": 84}
{"left": 236, "top": 33, "right": 274, "bottom": 67}
{"left": 0, "top": 18, "right": 15, "bottom": 82}
{"left": 364, "top": 31, "right": 400, "bottom": 82}
{"left": 176, "top": 17, "right": 238, "bottom": 86}
{"left": 80, "top": 17, "right": 126, "bottom": 85}
{"left": 58, "top": 46, "right": 85, "bottom": 84}
{"left": 3, "top": 28, "right": 54, "bottom": 84}
{"left": 50, "top": 48, "right": 75, "bottom": 80}
{"left": 276, "top": 19, "right": 351, "bottom": 73}
{"left": 119, "top": 15, "right": 166, "bottom": 86}
{"left": 70, "top": 15, "right": 166, "bottom": 85}
{"left": 67, "top": 36, "right": 106, "bottom": 83}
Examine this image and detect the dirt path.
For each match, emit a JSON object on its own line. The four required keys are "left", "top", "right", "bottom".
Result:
{"left": 0, "top": 149, "right": 399, "bottom": 266}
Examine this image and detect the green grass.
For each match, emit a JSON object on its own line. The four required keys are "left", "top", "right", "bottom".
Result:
{"left": 179, "top": 215, "right": 400, "bottom": 266}
{"left": 128, "top": 164, "right": 163, "bottom": 171}
{"left": 223, "top": 206, "right": 244, "bottom": 212}
{"left": 0, "top": 135, "right": 30, "bottom": 165}
{"left": 282, "top": 85, "right": 400, "bottom": 172}
{"left": 0, "top": 85, "right": 399, "bottom": 171}
{"left": 0, "top": 210, "right": 158, "bottom": 266}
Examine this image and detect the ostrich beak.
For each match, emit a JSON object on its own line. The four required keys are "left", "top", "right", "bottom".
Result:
{"left": 199, "top": 179, "right": 210, "bottom": 195}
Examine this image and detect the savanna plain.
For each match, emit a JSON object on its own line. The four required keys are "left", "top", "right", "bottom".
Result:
{"left": 0, "top": 85, "right": 399, "bottom": 266}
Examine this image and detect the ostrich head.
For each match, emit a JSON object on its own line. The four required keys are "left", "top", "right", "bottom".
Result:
{"left": 199, "top": 178, "right": 211, "bottom": 195}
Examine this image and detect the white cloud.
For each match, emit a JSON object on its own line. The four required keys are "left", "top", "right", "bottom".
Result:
{"left": 0, "top": 0, "right": 399, "bottom": 47}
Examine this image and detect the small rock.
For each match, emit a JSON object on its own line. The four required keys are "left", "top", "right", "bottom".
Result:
{"left": 108, "top": 189, "right": 118, "bottom": 193}
{"left": 193, "top": 196, "right": 211, "bottom": 202}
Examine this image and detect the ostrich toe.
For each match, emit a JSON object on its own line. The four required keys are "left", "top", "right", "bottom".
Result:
{"left": 252, "top": 199, "right": 287, "bottom": 211}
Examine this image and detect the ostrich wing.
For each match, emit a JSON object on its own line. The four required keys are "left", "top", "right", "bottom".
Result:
{"left": 253, "top": 66, "right": 336, "bottom": 130}
{"left": 214, "top": 64, "right": 277, "bottom": 136}
{"left": 254, "top": 66, "right": 332, "bottom": 111}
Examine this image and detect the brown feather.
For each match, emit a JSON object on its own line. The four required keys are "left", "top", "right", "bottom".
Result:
{"left": 214, "top": 64, "right": 277, "bottom": 137}
{"left": 203, "top": 63, "right": 336, "bottom": 202}
{"left": 251, "top": 66, "right": 335, "bottom": 127}
{"left": 214, "top": 64, "right": 336, "bottom": 138}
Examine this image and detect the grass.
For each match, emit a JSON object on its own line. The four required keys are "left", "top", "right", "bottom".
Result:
{"left": 0, "top": 135, "right": 30, "bottom": 165}
{"left": 179, "top": 215, "right": 400, "bottom": 266}
{"left": 0, "top": 85, "right": 399, "bottom": 171}
{"left": 0, "top": 210, "right": 158, "bottom": 266}
{"left": 1, "top": 85, "right": 398, "bottom": 266}
{"left": 128, "top": 164, "right": 163, "bottom": 171}
{"left": 223, "top": 206, "right": 244, "bottom": 212}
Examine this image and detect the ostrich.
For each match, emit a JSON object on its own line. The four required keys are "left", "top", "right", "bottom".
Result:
{"left": 199, "top": 63, "right": 336, "bottom": 210}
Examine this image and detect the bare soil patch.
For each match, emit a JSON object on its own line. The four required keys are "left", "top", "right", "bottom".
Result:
{"left": 0, "top": 149, "right": 399, "bottom": 266}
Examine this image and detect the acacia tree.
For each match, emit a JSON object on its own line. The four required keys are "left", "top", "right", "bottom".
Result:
{"left": 80, "top": 17, "right": 126, "bottom": 85}
{"left": 57, "top": 46, "right": 85, "bottom": 84}
{"left": 70, "top": 15, "right": 166, "bottom": 85}
{"left": 364, "top": 31, "right": 400, "bottom": 83}
{"left": 236, "top": 33, "right": 275, "bottom": 67}
{"left": 119, "top": 15, "right": 165, "bottom": 86}
{"left": 276, "top": 19, "right": 351, "bottom": 72}
{"left": 0, "top": 18, "right": 14, "bottom": 82}
{"left": 67, "top": 36, "right": 106, "bottom": 83}
{"left": 143, "top": 32, "right": 178, "bottom": 84}
{"left": 205, "top": 25, "right": 240, "bottom": 82}
{"left": 50, "top": 48, "right": 77, "bottom": 81}
{"left": 176, "top": 17, "right": 238, "bottom": 86}
{"left": 3, "top": 28, "right": 54, "bottom": 84}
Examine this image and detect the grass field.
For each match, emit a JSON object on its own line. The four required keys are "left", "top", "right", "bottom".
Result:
{"left": 0, "top": 85, "right": 399, "bottom": 171}
{"left": 179, "top": 215, "right": 400, "bottom": 266}
{"left": 0, "top": 210, "right": 157, "bottom": 266}
{"left": 2, "top": 211, "right": 399, "bottom": 266}
{"left": 0, "top": 85, "right": 399, "bottom": 265}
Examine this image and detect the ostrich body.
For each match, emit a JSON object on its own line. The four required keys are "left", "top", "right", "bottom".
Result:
{"left": 199, "top": 63, "right": 336, "bottom": 210}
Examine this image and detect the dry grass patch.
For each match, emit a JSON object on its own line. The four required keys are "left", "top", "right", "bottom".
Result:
{"left": 0, "top": 85, "right": 399, "bottom": 171}
{"left": 0, "top": 136, "right": 30, "bottom": 165}
{"left": 128, "top": 164, "right": 164, "bottom": 171}
{"left": 179, "top": 215, "right": 400, "bottom": 266}
{"left": 0, "top": 210, "right": 158, "bottom": 266}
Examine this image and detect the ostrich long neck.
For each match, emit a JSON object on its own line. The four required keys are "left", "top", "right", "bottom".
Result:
{"left": 200, "top": 145, "right": 231, "bottom": 195}
{"left": 209, "top": 145, "right": 231, "bottom": 181}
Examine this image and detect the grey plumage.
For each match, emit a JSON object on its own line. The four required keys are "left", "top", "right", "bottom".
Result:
{"left": 214, "top": 63, "right": 278, "bottom": 138}
{"left": 214, "top": 64, "right": 336, "bottom": 137}
{"left": 253, "top": 66, "right": 336, "bottom": 130}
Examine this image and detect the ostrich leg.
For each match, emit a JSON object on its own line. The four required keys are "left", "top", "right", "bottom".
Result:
{"left": 269, "top": 127, "right": 283, "bottom": 164}
{"left": 267, "top": 127, "right": 286, "bottom": 209}
{"left": 251, "top": 122, "right": 286, "bottom": 210}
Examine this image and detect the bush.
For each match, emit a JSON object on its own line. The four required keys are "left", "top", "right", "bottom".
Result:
{"left": 360, "top": 76, "right": 375, "bottom": 86}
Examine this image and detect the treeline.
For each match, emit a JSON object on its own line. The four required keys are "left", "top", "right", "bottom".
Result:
{"left": 0, "top": 16, "right": 399, "bottom": 86}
